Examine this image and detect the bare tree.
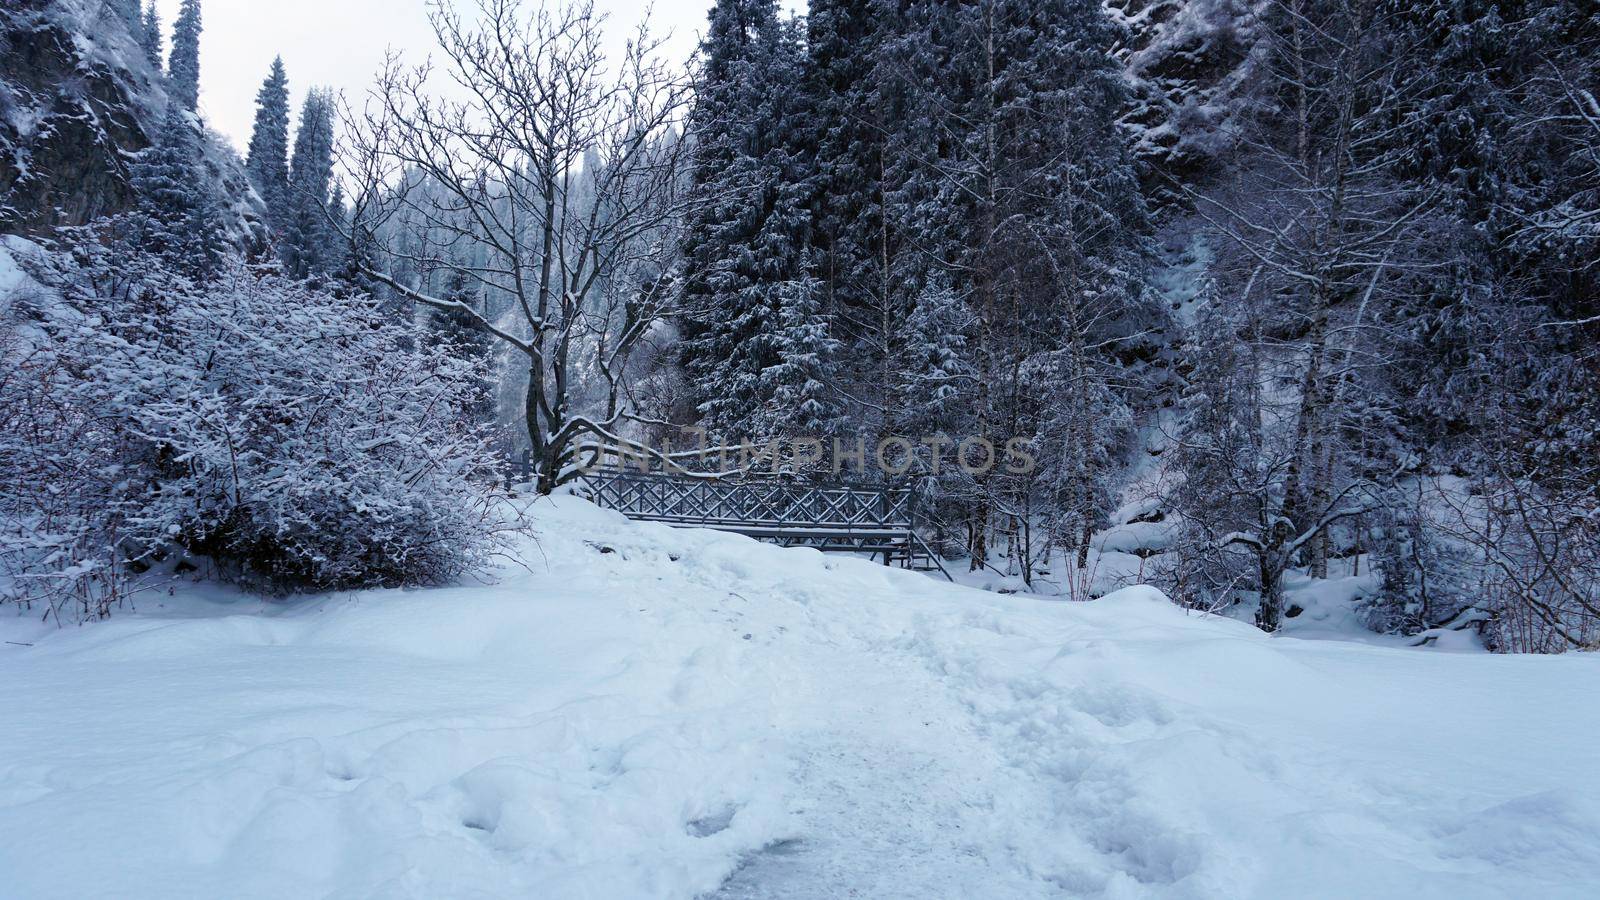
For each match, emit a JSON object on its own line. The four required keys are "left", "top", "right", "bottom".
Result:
{"left": 339, "top": 0, "right": 691, "bottom": 493}
{"left": 1163, "top": 270, "right": 1388, "bottom": 631}
{"left": 1185, "top": 0, "right": 1434, "bottom": 608}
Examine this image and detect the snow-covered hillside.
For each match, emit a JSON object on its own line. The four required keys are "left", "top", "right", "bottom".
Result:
{"left": 2, "top": 498, "right": 1597, "bottom": 898}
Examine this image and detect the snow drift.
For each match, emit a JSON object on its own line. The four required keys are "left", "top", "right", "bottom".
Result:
{"left": 1, "top": 497, "right": 1597, "bottom": 898}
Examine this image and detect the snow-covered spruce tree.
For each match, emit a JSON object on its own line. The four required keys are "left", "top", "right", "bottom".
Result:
{"left": 129, "top": 102, "right": 224, "bottom": 276}
{"left": 1163, "top": 281, "right": 1269, "bottom": 615}
{"left": 167, "top": 0, "right": 201, "bottom": 112}
{"left": 1027, "top": 341, "right": 1137, "bottom": 584}
{"left": 885, "top": 275, "right": 979, "bottom": 556}
{"left": 283, "top": 89, "right": 335, "bottom": 279}
{"left": 805, "top": 0, "right": 904, "bottom": 438}
{"left": 875, "top": 9, "right": 972, "bottom": 455}
{"left": 679, "top": 0, "right": 829, "bottom": 444}
{"left": 890, "top": 275, "right": 976, "bottom": 440}
{"left": 759, "top": 271, "right": 847, "bottom": 441}
{"left": 140, "top": 1, "right": 162, "bottom": 71}
{"left": 245, "top": 57, "right": 292, "bottom": 235}
{"left": 1373, "top": 0, "right": 1598, "bottom": 649}
{"left": 324, "top": 182, "right": 351, "bottom": 275}
{"left": 3, "top": 228, "right": 506, "bottom": 613}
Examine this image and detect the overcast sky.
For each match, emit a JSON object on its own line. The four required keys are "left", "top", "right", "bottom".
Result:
{"left": 154, "top": 0, "right": 804, "bottom": 155}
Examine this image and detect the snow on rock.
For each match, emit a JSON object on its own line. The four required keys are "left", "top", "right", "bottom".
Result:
{"left": 0, "top": 236, "right": 33, "bottom": 304}
{"left": 1280, "top": 570, "right": 1383, "bottom": 639}
{"left": 2, "top": 497, "right": 1598, "bottom": 898}
{"left": 1095, "top": 519, "right": 1178, "bottom": 556}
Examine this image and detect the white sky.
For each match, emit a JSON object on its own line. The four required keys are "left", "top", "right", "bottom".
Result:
{"left": 155, "top": 0, "right": 804, "bottom": 155}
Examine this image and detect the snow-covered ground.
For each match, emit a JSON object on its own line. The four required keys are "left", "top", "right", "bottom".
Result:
{"left": 2, "top": 498, "right": 1597, "bottom": 899}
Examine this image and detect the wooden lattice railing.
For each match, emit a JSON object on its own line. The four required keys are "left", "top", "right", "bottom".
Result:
{"left": 569, "top": 468, "right": 951, "bottom": 578}
{"left": 580, "top": 469, "right": 914, "bottom": 531}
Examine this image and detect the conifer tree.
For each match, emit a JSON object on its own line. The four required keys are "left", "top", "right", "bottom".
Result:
{"left": 130, "top": 102, "right": 223, "bottom": 274}
{"left": 678, "top": 0, "right": 829, "bottom": 442}
{"left": 245, "top": 57, "right": 292, "bottom": 234}
{"left": 1165, "top": 284, "right": 1263, "bottom": 613}
{"left": 139, "top": 1, "right": 162, "bottom": 71}
{"left": 884, "top": 0, "right": 1158, "bottom": 566}
{"left": 283, "top": 89, "right": 336, "bottom": 279}
{"left": 891, "top": 275, "right": 975, "bottom": 439}
{"left": 324, "top": 182, "right": 351, "bottom": 276}
{"left": 805, "top": 0, "right": 898, "bottom": 418}
{"left": 762, "top": 272, "right": 846, "bottom": 441}
{"left": 167, "top": 0, "right": 202, "bottom": 112}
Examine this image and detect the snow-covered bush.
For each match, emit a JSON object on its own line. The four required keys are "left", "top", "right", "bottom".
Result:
{"left": 0, "top": 246, "right": 141, "bottom": 621}
{"left": 1435, "top": 476, "right": 1600, "bottom": 653}
{"left": 1, "top": 227, "right": 508, "bottom": 620}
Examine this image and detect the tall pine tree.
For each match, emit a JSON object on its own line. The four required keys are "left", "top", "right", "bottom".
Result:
{"left": 140, "top": 1, "right": 162, "bottom": 71}
{"left": 806, "top": 0, "right": 900, "bottom": 437}
{"left": 282, "top": 89, "right": 336, "bottom": 279}
{"left": 245, "top": 57, "right": 292, "bottom": 235}
{"left": 130, "top": 102, "right": 223, "bottom": 274}
{"left": 167, "top": 0, "right": 202, "bottom": 112}
{"left": 678, "top": 0, "right": 834, "bottom": 442}
{"left": 884, "top": 0, "right": 1157, "bottom": 566}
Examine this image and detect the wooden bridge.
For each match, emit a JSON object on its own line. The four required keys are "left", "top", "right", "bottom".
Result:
{"left": 572, "top": 468, "right": 952, "bottom": 579}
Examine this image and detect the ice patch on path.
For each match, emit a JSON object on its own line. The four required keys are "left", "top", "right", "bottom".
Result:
{"left": 3, "top": 497, "right": 1599, "bottom": 898}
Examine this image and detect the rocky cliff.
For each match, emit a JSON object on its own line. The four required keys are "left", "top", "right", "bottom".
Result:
{"left": 1109, "top": 0, "right": 1266, "bottom": 207}
{"left": 0, "top": 0, "right": 261, "bottom": 240}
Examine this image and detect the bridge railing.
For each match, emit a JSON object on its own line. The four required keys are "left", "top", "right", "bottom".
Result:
{"left": 571, "top": 467, "right": 952, "bottom": 579}
{"left": 578, "top": 468, "right": 915, "bottom": 533}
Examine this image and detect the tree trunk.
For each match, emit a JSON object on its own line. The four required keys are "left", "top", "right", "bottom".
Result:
{"left": 1256, "top": 546, "right": 1282, "bottom": 632}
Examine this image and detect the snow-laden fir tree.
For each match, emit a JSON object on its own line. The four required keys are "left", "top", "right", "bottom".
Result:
{"left": 761, "top": 271, "right": 846, "bottom": 442}
{"left": 1164, "top": 280, "right": 1264, "bottom": 616}
{"left": 167, "top": 0, "right": 202, "bottom": 112}
{"left": 245, "top": 57, "right": 292, "bottom": 235}
{"left": 884, "top": 0, "right": 1159, "bottom": 570}
{"left": 139, "top": 1, "right": 162, "bottom": 71}
{"left": 283, "top": 88, "right": 336, "bottom": 279}
{"left": 805, "top": 0, "right": 901, "bottom": 431}
{"left": 678, "top": 0, "right": 828, "bottom": 442}
{"left": 890, "top": 275, "right": 975, "bottom": 440}
{"left": 324, "top": 182, "right": 350, "bottom": 276}
{"left": 129, "top": 102, "right": 223, "bottom": 275}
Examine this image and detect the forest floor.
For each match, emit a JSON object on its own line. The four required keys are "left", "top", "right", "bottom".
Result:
{"left": 2, "top": 497, "right": 1598, "bottom": 898}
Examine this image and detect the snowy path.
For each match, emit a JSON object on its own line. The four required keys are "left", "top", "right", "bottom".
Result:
{"left": 706, "top": 619, "right": 1050, "bottom": 898}
{"left": 3, "top": 497, "right": 1599, "bottom": 898}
